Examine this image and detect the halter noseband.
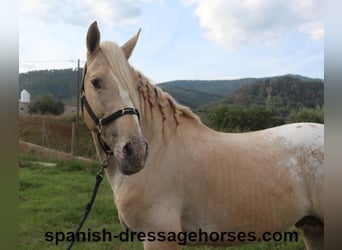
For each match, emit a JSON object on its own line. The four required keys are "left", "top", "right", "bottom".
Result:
{"left": 81, "top": 63, "right": 140, "bottom": 155}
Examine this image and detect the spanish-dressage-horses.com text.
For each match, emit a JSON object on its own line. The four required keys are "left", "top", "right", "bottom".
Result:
{"left": 46, "top": 228, "right": 299, "bottom": 246}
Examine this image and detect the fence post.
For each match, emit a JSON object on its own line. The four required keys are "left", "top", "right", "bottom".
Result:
{"left": 71, "top": 121, "right": 75, "bottom": 155}
{"left": 42, "top": 118, "right": 45, "bottom": 147}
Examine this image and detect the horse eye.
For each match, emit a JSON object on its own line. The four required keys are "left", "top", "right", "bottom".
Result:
{"left": 91, "top": 78, "right": 102, "bottom": 89}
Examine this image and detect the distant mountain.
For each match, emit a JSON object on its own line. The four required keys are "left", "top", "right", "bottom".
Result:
{"left": 157, "top": 79, "right": 257, "bottom": 109}
{"left": 19, "top": 69, "right": 323, "bottom": 112}
{"left": 157, "top": 75, "right": 323, "bottom": 110}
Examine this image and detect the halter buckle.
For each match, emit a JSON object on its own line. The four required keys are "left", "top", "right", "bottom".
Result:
{"left": 121, "top": 108, "right": 132, "bottom": 115}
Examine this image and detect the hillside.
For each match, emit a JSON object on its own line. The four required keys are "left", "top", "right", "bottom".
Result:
{"left": 218, "top": 75, "right": 324, "bottom": 117}
{"left": 19, "top": 68, "right": 81, "bottom": 104}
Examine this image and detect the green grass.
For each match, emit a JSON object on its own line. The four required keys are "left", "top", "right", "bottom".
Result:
{"left": 19, "top": 154, "right": 137, "bottom": 250}
{"left": 19, "top": 154, "right": 304, "bottom": 250}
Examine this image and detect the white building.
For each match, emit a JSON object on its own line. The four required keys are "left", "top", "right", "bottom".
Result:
{"left": 20, "top": 89, "right": 31, "bottom": 103}
{"left": 19, "top": 89, "right": 31, "bottom": 115}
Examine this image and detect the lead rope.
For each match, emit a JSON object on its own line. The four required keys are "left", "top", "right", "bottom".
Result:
{"left": 66, "top": 155, "right": 110, "bottom": 250}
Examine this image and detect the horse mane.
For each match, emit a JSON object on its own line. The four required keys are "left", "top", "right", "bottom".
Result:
{"left": 99, "top": 40, "right": 202, "bottom": 126}
{"left": 135, "top": 70, "right": 202, "bottom": 126}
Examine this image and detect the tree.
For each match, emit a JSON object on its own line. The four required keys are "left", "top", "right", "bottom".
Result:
{"left": 208, "top": 105, "right": 284, "bottom": 132}
{"left": 29, "top": 95, "right": 65, "bottom": 115}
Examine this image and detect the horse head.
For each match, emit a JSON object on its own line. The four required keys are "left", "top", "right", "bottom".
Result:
{"left": 82, "top": 21, "right": 148, "bottom": 175}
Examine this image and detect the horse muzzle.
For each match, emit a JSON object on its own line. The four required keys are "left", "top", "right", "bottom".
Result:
{"left": 115, "top": 136, "right": 148, "bottom": 175}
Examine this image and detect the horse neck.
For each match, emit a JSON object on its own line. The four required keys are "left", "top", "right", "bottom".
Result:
{"left": 131, "top": 69, "right": 206, "bottom": 142}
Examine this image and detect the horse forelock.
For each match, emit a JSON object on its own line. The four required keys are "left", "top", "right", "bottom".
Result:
{"left": 99, "top": 41, "right": 139, "bottom": 107}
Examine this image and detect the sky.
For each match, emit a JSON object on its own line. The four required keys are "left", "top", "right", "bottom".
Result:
{"left": 19, "top": 0, "right": 324, "bottom": 83}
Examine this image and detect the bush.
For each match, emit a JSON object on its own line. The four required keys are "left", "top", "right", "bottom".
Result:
{"left": 29, "top": 95, "right": 65, "bottom": 115}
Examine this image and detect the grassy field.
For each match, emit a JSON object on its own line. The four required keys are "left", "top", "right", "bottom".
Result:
{"left": 19, "top": 152, "right": 305, "bottom": 250}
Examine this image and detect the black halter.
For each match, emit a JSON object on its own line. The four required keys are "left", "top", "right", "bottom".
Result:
{"left": 81, "top": 63, "right": 140, "bottom": 155}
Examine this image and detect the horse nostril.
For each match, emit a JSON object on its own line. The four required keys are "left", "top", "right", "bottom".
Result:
{"left": 123, "top": 142, "right": 134, "bottom": 158}
{"left": 122, "top": 139, "right": 148, "bottom": 160}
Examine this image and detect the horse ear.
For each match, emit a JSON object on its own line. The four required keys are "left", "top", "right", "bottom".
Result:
{"left": 121, "top": 29, "right": 141, "bottom": 60}
{"left": 86, "top": 21, "right": 101, "bottom": 56}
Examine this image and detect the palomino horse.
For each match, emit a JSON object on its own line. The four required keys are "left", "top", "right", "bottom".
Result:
{"left": 82, "top": 21, "right": 324, "bottom": 250}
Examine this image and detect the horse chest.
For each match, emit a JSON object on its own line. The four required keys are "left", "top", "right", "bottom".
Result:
{"left": 115, "top": 194, "right": 149, "bottom": 231}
